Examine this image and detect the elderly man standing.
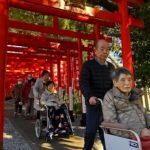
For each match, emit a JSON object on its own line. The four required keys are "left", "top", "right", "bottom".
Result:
{"left": 79, "top": 39, "right": 114, "bottom": 150}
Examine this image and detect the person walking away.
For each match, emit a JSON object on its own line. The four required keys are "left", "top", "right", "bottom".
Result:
{"left": 21, "top": 74, "right": 33, "bottom": 116}
{"left": 26, "top": 78, "right": 36, "bottom": 119}
{"left": 12, "top": 78, "right": 23, "bottom": 117}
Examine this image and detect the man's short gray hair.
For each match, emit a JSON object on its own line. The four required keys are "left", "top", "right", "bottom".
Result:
{"left": 94, "top": 39, "right": 108, "bottom": 49}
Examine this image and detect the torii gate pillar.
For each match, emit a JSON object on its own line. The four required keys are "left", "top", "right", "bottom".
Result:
{"left": 0, "top": 0, "right": 8, "bottom": 148}
{"left": 119, "top": 0, "right": 135, "bottom": 85}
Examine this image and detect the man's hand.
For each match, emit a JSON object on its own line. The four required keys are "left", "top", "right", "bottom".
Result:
{"left": 89, "top": 96, "right": 97, "bottom": 105}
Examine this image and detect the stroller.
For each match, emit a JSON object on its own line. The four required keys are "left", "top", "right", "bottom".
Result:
{"left": 96, "top": 98, "right": 150, "bottom": 150}
{"left": 35, "top": 104, "right": 74, "bottom": 141}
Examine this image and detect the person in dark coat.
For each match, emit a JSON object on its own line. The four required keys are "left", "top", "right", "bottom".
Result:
{"left": 21, "top": 74, "right": 33, "bottom": 116}
{"left": 12, "top": 78, "right": 23, "bottom": 117}
{"left": 79, "top": 39, "right": 114, "bottom": 150}
{"left": 21, "top": 74, "right": 33, "bottom": 105}
{"left": 26, "top": 78, "right": 36, "bottom": 118}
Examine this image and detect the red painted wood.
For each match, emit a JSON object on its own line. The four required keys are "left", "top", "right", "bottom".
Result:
{"left": 119, "top": 0, "right": 135, "bottom": 86}
{"left": 129, "top": 16, "right": 144, "bottom": 28}
{"left": 8, "top": 32, "right": 112, "bottom": 48}
{"left": 9, "top": 0, "right": 117, "bottom": 27}
{"left": 112, "top": 0, "right": 144, "bottom": 6}
{"left": 24, "top": 0, "right": 60, "bottom": 7}
{"left": 6, "top": 53, "right": 68, "bottom": 60}
{"left": 8, "top": 20, "right": 97, "bottom": 40}
{"left": 0, "top": 0, "right": 8, "bottom": 143}
{"left": 7, "top": 46, "right": 78, "bottom": 57}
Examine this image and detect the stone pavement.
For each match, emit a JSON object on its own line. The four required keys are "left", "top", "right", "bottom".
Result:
{"left": 4, "top": 118, "right": 32, "bottom": 150}
{"left": 3, "top": 100, "right": 102, "bottom": 150}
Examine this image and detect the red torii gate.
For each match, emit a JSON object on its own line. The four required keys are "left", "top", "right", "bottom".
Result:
{"left": 0, "top": 0, "right": 144, "bottom": 147}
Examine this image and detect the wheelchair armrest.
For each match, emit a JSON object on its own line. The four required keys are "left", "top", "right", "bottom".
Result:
{"left": 100, "top": 122, "right": 129, "bottom": 130}
{"left": 100, "top": 122, "right": 142, "bottom": 150}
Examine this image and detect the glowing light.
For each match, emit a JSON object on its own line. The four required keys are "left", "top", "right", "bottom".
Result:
{"left": 77, "top": 15, "right": 89, "bottom": 21}
{"left": 41, "top": 143, "right": 52, "bottom": 149}
{"left": 3, "top": 133, "right": 13, "bottom": 139}
{"left": 28, "top": 47, "right": 35, "bottom": 52}
{"left": 6, "top": 65, "right": 11, "bottom": 67}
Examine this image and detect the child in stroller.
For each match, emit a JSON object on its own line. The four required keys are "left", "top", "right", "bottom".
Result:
{"left": 40, "top": 80, "right": 73, "bottom": 140}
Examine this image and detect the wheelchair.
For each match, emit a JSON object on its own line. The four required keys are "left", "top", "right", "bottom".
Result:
{"left": 34, "top": 104, "right": 74, "bottom": 142}
{"left": 96, "top": 98, "right": 144, "bottom": 150}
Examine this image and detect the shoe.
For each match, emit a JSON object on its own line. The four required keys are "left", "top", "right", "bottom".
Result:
{"left": 54, "top": 128, "right": 59, "bottom": 134}
{"left": 49, "top": 132, "right": 53, "bottom": 140}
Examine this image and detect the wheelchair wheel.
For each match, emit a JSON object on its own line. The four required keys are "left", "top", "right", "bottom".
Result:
{"left": 35, "top": 119, "right": 41, "bottom": 138}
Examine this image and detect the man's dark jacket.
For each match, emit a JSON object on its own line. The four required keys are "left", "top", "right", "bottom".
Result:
{"left": 79, "top": 59, "right": 114, "bottom": 107}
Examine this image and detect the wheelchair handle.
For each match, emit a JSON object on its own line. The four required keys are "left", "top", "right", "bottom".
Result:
{"left": 95, "top": 98, "right": 103, "bottom": 106}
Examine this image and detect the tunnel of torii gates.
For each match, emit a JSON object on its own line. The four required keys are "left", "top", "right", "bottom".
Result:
{"left": 0, "top": 0, "right": 145, "bottom": 144}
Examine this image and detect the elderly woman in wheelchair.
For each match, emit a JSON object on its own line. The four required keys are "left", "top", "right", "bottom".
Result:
{"left": 102, "top": 67, "right": 150, "bottom": 150}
